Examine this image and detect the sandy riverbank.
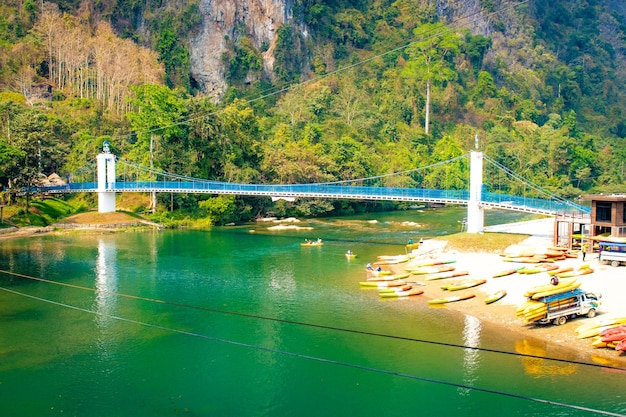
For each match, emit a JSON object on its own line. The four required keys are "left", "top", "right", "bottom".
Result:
{"left": 379, "top": 221, "right": 626, "bottom": 368}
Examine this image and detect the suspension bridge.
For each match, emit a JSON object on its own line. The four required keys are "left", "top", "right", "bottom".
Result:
{"left": 39, "top": 142, "right": 590, "bottom": 233}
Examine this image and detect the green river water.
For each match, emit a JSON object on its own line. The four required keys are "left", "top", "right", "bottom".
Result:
{"left": 1, "top": 207, "right": 625, "bottom": 417}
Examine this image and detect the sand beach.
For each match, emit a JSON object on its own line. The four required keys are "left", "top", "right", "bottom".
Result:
{"left": 380, "top": 219, "right": 626, "bottom": 367}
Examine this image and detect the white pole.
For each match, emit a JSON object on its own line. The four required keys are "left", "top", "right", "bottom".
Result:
{"left": 467, "top": 142, "right": 484, "bottom": 233}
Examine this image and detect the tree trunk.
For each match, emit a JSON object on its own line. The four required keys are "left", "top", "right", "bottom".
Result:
{"left": 425, "top": 79, "right": 431, "bottom": 135}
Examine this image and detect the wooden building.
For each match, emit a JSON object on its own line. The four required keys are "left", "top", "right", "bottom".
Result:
{"left": 584, "top": 194, "right": 626, "bottom": 239}
{"left": 553, "top": 194, "right": 626, "bottom": 251}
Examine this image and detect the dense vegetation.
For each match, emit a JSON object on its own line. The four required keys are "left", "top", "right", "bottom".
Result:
{"left": 0, "top": 0, "right": 625, "bottom": 226}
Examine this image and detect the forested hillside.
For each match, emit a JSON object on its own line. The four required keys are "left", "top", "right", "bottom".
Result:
{"left": 0, "top": 0, "right": 625, "bottom": 224}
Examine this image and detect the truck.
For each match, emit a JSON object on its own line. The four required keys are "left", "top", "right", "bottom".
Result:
{"left": 535, "top": 289, "right": 602, "bottom": 326}
{"left": 598, "top": 241, "right": 626, "bottom": 267}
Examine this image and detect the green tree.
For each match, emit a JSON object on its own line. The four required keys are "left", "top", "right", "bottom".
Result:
{"left": 403, "top": 23, "right": 460, "bottom": 134}
{"left": 3, "top": 108, "right": 56, "bottom": 209}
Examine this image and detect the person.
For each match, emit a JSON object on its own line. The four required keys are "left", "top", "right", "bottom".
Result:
{"left": 347, "top": 250, "right": 352, "bottom": 255}
{"left": 376, "top": 266, "right": 382, "bottom": 272}
{"left": 551, "top": 276, "right": 559, "bottom": 286}
{"left": 419, "top": 238, "right": 424, "bottom": 244}
{"left": 582, "top": 242, "right": 589, "bottom": 261}
{"left": 408, "top": 239, "right": 414, "bottom": 245}
{"left": 366, "top": 263, "right": 373, "bottom": 270}
{"left": 317, "top": 238, "right": 322, "bottom": 243}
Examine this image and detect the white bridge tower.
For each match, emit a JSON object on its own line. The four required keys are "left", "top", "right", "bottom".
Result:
{"left": 96, "top": 141, "right": 116, "bottom": 213}
{"left": 466, "top": 135, "right": 484, "bottom": 233}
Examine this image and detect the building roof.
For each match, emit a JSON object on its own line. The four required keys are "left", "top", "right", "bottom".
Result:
{"left": 583, "top": 194, "right": 626, "bottom": 202}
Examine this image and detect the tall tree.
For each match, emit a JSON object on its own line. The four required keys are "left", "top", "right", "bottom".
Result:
{"left": 403, "top": 23, "right": 460, "bottom": 134}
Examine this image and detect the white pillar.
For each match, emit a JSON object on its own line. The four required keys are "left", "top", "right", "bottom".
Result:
{"left": 96, "top": 146, "right": 116, "bottom": 213}
{"left": 467, "top": 150, "right": 484, "bottom": 233}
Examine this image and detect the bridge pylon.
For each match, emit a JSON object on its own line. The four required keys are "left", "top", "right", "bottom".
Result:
{"left": 466, "top": 150, "right": 484, "bottom": 233}
{"left": 96, "top": 141, "right": 116, "bottom": 213}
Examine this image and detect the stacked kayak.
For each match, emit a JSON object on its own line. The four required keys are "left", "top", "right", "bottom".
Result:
{"left": 575, "top": 317, "right": 626, "bottom": 351}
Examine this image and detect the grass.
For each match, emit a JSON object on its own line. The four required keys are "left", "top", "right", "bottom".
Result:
{"left": 434, "top": 232, "right": 531, "bottom": 253}
{"left": 4, "top": 197, "right": 85, "bottom": 227}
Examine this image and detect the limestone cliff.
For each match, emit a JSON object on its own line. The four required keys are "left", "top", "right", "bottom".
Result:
{"left": 189, "top": 0, "right": 295, "bottom": 99}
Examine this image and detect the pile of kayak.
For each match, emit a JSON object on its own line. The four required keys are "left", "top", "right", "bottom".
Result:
{"left": 575, "top": 317, "right": 626, "bottom": 352}
{"left": 360, "top": 257, "right": 499, "bottom": 304}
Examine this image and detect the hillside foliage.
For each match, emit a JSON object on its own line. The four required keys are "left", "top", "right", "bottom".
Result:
{"left": 0, "top": 0, "right": 625, "bottom": 224}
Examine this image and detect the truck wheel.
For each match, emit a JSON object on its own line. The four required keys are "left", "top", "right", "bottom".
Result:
{"left": 554, "top": 316, "right": 567, "bottom": 326}
{"left": 587, "top": 309, "right": 597, "bottom": 318}
{"left": 611, "top": 260, "right": 620, "bottom": 267}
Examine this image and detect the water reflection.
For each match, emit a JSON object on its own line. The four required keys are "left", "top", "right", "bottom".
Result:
{"left": 515, "top": 339, "right": 577, "bottom": 377}
{"left": 94, "top": 238, "right": 118, "bottom": 329}
{"left": 460, "top": 314, "right": 482, "bottom": 395}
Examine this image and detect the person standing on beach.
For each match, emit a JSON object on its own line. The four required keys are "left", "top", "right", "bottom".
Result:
{"left": 582, "top": 242, "right": 589, "bottom": 261}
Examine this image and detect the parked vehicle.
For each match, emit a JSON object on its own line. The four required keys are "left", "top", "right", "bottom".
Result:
{"left": 535, "top": 289, "right": 601, "bottom": 325}
{"left": 598, "top": 241, "right": 626, "bottom": 267}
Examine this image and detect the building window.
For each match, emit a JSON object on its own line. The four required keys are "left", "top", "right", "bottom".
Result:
{"left": 596, "top": 202, "right": 612, "bottom": 222}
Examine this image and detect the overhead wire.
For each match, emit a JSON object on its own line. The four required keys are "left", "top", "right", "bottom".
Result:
{"left": 105, "top": 0, "right": 531, "bottom": 143}
{"left": 0, "top": 283, "right": 623, "bottom": 417}
{"left": 1, "top": 268, "right": 623, "bottom": 373}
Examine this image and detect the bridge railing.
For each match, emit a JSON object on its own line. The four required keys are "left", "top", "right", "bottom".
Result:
{"left": 108, "top": 181, "right": 471, "bottom": 202}
{"left": 38, "top": 181, "right": 589, "bottom": 216}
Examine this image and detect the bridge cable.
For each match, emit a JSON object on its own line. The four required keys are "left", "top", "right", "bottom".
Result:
{"left": 1, "top": 268, "right": 623, "bottom": 373}
{"left": 484, "top": 155, "right": 588, "bottom": 212}
{"left": 96, "top": 0, "right": 530, "bottom": 143}
{"left": 0, "top": 284, "right": 622, "bottom": 417}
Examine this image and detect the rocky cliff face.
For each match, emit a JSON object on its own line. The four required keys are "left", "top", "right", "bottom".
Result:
{"left": 189, "top": 0, "right": 295, "bottom": 99}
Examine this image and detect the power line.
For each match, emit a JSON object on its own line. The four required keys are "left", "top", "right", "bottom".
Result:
{"left": 0, "top": 284, "right": 623, "bottom": 417}
{"left": 107, "top": 0, "right": 531, "bottom": 142}
{"left": 1, "top": 268, "right": 623, "bottom": 373}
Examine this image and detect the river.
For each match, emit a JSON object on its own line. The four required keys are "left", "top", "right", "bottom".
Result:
{"left": 1, "top": 207, "right": 624, "bottom": 417}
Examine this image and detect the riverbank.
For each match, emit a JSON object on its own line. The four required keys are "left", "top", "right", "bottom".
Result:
{"left": 383, "top": 220, "right": 626, "bottom": 368}
{"left": 0, "top": 212, "right": 161, "bottom": 240}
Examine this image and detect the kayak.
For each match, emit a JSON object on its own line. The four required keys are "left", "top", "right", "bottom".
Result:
{"left": 366, "top": 272, "right": 411, "bottom": 282}
{"left": 547, "top": 267, "right": 573, "bottom": 276}
{"left": 406, "top": 265, "right": 456, "bottom": 275}
{"left": 428, "top": 294, "right": 476, "bottom": 305}
{"left": 523, "top": 277, "right": 580, "bottom": 298}
{"left": 556, "top": 265, "right": 594, "bottom": 278}
{"left": 518, "top": 263, "right": 559, "bottom": 274}
{"left": 379, "top": 288, "right": 424, "bottom": 298}
{"left": 424, "top": 270, "right": 469, "bottom": 281}
{"left": 441, "top": 279, "right": 486, "bottom": 291}
{"left": 378, "top": 284, "right": 413, "bottom": 293}
{"left": 492, "top": 268, "right": 519, "bottom": 278}
{"left": 345, "top": 253, "right": 357, "bottom": 259}
{"left": 412, "top": 260, "right": 456, "bottom": 267}
{"left": 359, "top": 280, "right": 408, "bottom": 288}
{"left": 484, "top": 290, "right": 507, "bottom": 304}
{"left": 375, "top": 256, "right": 410, "bottom": 265}
{"left": 301, "top": 242, "right": 323, "bottom": 247}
